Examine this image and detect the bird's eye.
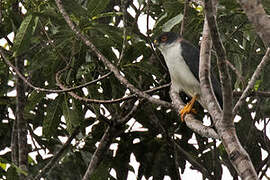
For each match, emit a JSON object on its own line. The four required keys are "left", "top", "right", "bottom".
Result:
{"left": 161, "top": 36, "right": 167, "bottom": 42}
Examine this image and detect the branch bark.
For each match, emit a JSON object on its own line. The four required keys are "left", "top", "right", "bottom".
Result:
{"left": 204, "top": 0, "right": 258, "bottom": 179}
{"left": 54, "top": 0, "right": 172, "bottom": 109}
{"left": 199, "top": 14, "right": 222, "bottom": 119}
{"left": 15, "top": 57, "right": 28, "bottom": 179}
{"left": 170, "top": 89, "right": 219, "bottom": 139}
{"left": 237, "top": 0, "right": 270, "bottom": 46}
{"left": 32, "top": 127, "right": 80, "bottom": 180}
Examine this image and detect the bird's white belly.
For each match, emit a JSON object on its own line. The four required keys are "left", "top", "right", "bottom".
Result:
{"left": 163, "top": 45, "right": 201, "bottom": 97}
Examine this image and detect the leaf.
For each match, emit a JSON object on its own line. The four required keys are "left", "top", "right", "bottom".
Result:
{"left": 13, "top": 14, "right": 38, "bottom": 57}
{"left": 91, "top": 12, "right": 123, "bottom": 21}
{"left": 0, "top": 162, "right": 6, "bottom": 171}
{"left": 162, "top": 14, "right": 183, "bottom": 32}
{"left": 62, "top": 97, "right": 83, "bottom": 134}
{"left": 87, "top": 0, "right": 110, "bottom": 17}
{"left": 24, "top": 91, "right": 46, "bottom": 112}
{"left": 43, "top": 96, "right": 63, "bottom": 138}
{"left": 90, "top": 162, "right": 110, "bottom": 180}
{"left": 62, "top": 0, "right": 88, "bottom": 17}
{"left": 154, "top": 12, "right": 168, "bottom": 29}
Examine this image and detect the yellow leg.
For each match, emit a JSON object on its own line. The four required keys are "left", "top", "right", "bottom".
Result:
{"left": 179, "top": 95, "right": 198, "bottom": 122}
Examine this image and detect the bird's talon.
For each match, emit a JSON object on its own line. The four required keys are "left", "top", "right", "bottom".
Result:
{"left": 191, "top": 108, "right": 197, "bottom": 114}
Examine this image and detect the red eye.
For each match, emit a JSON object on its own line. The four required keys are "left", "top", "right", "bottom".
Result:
{"left": 161, "top": 36, "right": 167, "bottom": 42}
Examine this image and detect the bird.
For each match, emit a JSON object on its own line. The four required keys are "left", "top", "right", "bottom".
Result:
{"left": 154, "top": 31, "right": 223, "bottom": 121}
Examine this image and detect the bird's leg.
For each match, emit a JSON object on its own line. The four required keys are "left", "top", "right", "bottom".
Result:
{"left": 179, "top": 95, "right": 198, "bottom": 122}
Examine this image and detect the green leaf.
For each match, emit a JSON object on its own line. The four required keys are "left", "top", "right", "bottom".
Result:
{"left": 0, "top": 162, "right": 6, "bottom": 171}
{"left": 154, "top": 12, "right": 168, "bottom": 29}
{"left": 91, "top": 12, "right": 123, "bottom": 21}
{"left": 90, "top": 162, "right": 110, "bottom": 180}
{"left": 162, "top": 14, "right": 183, "bottom": 32}
{"left": 24, "top": 91, "right": 46, "bottom": 112}
{"left": 87, "top": 0, "right": 110, "bottom": 17}
{"left": 13, "top": 14, "right": 38, "bottom": 57}
{"left": 62, "top": 97, "right": 82, "bottom": 134}
{"left": 62, "top": 0, "right": 88, "bottom": 17}
{"left": 43, "top": 95, "right": 63, "bottom": 138}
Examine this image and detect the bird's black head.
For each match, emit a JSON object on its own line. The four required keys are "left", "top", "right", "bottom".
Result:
{"left": 154, "top": 32, "right": 180, "bottom": 46}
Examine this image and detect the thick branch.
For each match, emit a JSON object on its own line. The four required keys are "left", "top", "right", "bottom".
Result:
{"left": 11, "top": 116, "right": 18, "bottom": 166}
{"left": 237, "top": 0, "right": 270, "bottom": 46}
{"left": 204, "top": 0, "right": 258, "bottom": 179}
{"left": 15, "top": 57, "right": 28, "bottom": 179}
{"left": 204, "top": 0, "right": 233, "bottom": 126}
{"left": 199, "top": 15, "right": 222, "bottom": 120}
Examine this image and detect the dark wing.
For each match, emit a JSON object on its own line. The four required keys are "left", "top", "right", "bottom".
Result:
{"left": 180, "top": 40, "right": 223, "bottom": 109}
{"left": 180, "top": 40, "right": 200, "bottom": 81}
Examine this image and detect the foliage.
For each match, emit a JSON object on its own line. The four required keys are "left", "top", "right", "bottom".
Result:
{"left": 0, "top": 0, "right": 269, "bottom": 179}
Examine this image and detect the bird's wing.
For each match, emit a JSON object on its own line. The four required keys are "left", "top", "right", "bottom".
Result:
{"left": 180, "top": 40, "right": 200, "bottom": 82}
{"left": 180, "top": 40, "right": 223, "bottom": 108}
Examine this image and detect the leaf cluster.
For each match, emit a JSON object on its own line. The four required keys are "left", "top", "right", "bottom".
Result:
{"left": 0, "top": 0, "right": 269, "bottom": 179}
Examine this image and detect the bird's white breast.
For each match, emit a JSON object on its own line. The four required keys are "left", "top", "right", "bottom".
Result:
{"left": 160, "top": 42, "right": 201, "bottom": 98}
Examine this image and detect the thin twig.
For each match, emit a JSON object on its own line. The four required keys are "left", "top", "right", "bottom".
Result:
{"left": 118, "top": 0, "right": 128, "bottom": 65}
{"left": 233, "top": 90, "right": 270, "bottom": 97}
{"left": 226, "top": 60, "right": 245, "bottom": 88}
{"left": 233, "top": 48, "right": 270, "bottom": 114}
{"left": 0, "top": 48, "right": 114, "bottom": 93}
{"left": 180, "top": 0, "right": 188, "bottom": 36}
{"left": 32, "top": 127, "right": 80, "bottom": 180}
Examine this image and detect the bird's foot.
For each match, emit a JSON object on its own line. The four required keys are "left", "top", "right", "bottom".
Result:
{"left": 179, "top": 95, "right": 198, "bottom": 122}
{"left": 179, "top": 103, "right": 197, "bottom": 122}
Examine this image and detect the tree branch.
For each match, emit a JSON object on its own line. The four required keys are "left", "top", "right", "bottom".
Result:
{"left": 118, "top": 0, "right": 128, "bottom": 65}
{"left": 199, "top": 14, "right": 222, "bottom": 120}
{"left": 0, "top": 48, "right": 115, "bottom": 93}
{"left": 180, "top": 0, "right": 188, "bottom": 36}
{"left": 32, "top": 127, "right": 80, "bottom": 180}
{"left": 82, "top": 102, "right": 138, "bottom": 180}
{"left": 82, "top": 126, "right": 115, "bottom": 180}
{"left": 236, "top": 0, "right": 270, "bottom": 46}
{"left": 204, "top": 0, "right": 258, "bottom": 179}
{"left": 54, "top": 0, "right": 172, "bottom": 109}
{"left": 204, "top": 0, "right": 233, "bottom": 126}
{"left": 233, "top": 90, "right": 270, "bottom": 98}
{"left": 170, "top": 89, "right": 219, "bottom": 139}
{"left": 233, "top": 48, "right": 270, "bottom": 114}
{"left": 15, "top": 56, "right": 28, "bottom": 179}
